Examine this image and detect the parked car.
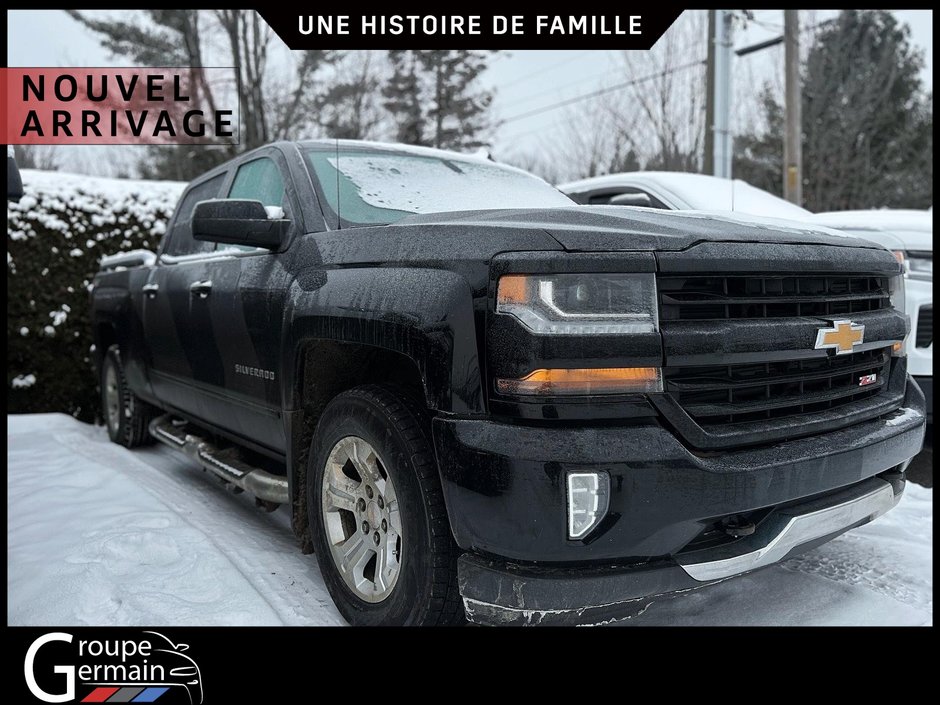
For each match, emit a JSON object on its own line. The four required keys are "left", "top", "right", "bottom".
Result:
{"left": 811, "top": 210, "right": 932, "bottom": 422}
{"left": 560, "top": 172, "right": 932, "bottom": 421}
{"left": 91, "top": 142, "right": 925, "bottom": 625}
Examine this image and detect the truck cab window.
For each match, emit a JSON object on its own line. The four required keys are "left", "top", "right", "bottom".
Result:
{"left": 220, "top": 157, "right": 288, "bottom": 252}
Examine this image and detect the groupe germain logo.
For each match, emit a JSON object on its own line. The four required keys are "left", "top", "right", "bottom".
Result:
{"left": 24, "top": 631, "right": 202, "bottom": 704}
{"left": 234, "top": 363, "right": 275, "bottom": 381}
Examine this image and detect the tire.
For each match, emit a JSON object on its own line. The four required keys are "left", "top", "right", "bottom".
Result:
{"left": 101, "top": 344, "right": 153, "bottom": 448}
{"left": 308, "top": 385, "right": 463, "bottom": 626}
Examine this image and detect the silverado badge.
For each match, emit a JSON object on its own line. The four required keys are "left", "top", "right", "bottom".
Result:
{"left": 815, "top": 320, "right": 865, "bottom": 355}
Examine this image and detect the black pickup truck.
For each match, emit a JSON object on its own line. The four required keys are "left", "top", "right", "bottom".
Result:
{"left": 91, "top": 140, "right": 926, "bottom": 626}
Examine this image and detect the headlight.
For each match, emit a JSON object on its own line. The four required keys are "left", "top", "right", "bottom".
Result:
{"left": 496, "top": 273, "right": 658, "bottom": 335}
{"left": 495, "top": 273, "right": 662, "bottom": 395}
{"left": 907, "top": 253, "right": 932, "bottom": 281}
{"left": 889, "top": 272, "right": 906, "bottom": 315}
{"left": 889, "top": 272, "right": 907, "bottom": 356}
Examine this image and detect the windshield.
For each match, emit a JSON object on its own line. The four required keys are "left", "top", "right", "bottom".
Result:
{"left": 304, "top": 147, "right": 573, "bottom": 226}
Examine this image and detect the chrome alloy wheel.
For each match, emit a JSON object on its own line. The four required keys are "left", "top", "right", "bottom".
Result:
{"left": 104, "top": 362, "right": 121, "bottom": 433}
{"left": 321, "top": 436, "right": 403, "bottom": 603}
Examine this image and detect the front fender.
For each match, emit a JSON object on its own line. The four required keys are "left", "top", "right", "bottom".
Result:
{"left": 282, "top": 267, "right": 484, "bottom": 414}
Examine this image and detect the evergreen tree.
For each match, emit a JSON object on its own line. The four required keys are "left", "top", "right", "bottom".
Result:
{"left": 383, "top": 50, "right": 493, "bottom": 150}
{"left": 383, "top": 51, "right": 426, "bottom": 145}
{"left": 733, "top": 10, "right": 932, "bottom": 211}
{"left": 317, "top": 53, "right": 383, "bottom": 140}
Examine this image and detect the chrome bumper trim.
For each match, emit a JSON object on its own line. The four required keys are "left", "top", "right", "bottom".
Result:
{"left": 678, "top": 478, "right": 900, "bottom": 582}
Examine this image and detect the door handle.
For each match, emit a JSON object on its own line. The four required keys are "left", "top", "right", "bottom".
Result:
{"left": 189, "top": 280, "right": 213, "bottom": 299}
{"left": 142, "top": 283, "right": 159, "bottom": 298}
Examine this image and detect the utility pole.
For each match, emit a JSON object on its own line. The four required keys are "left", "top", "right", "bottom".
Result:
{"left": 712, "top": 10, "right": 733, "bottom": 179}
{"left": 783, "top": 9, "right": 802, "bottom": 204}
{"left": 703, "top": 10, "right": 716, "bottom": 175}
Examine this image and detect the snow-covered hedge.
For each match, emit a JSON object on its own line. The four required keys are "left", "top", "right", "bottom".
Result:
{"left": 7, "top": 170, "right": 185, "bottom": 422}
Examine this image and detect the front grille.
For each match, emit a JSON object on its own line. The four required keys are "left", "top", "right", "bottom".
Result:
{"left": 659, "top": 274, "right": 891, "bottom": 321}
{"left": 916, "top": 305, "right": 932, "bottom": 348}
{"left": 664, "top": 348, "right": 891, "bottom": 426}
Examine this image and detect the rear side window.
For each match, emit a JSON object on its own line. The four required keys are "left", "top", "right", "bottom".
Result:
{"left": 164, "top": 173, "right": 226, "bottom": 256}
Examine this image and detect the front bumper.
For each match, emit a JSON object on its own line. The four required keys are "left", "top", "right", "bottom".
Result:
{"left": 432, "top": 377, "right": 926, "bottom": 625}
{"left": 459, "top": 474, "right": 904, "bottom": 625}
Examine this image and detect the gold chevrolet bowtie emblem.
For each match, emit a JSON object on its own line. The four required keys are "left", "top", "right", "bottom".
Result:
{"left": 815, "top": 320, "right": 865, "bottom": 355}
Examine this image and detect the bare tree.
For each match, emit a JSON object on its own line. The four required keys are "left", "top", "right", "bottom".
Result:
{"left": 617, "top": 10, "right": 708, "bottom": 171}
{"left": 507, "top": 12, "right": 708, "bottom": 182}
{"left": 316, "top": 52, "right": 387, "bottom": 139}
{"left": 215, "top": 10, "right": 270, "bottom": 148}
{"left": 500, "top": 147, "right": 565, "bottom": 186}
{"left": 69, "top": 10, "right": 333, "bottom": 178}
{"left": 527, "top": 96, "right": 645, "bottom": 182}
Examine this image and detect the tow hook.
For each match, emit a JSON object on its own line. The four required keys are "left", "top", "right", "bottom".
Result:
{"left": 721, "top": 515, "right": 756, "bottom": 538}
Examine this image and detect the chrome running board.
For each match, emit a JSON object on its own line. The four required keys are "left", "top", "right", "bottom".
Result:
{"left": 149, "top": 414, "right": 289, "bottom": 505}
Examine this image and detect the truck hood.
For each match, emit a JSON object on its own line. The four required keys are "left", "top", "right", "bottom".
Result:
{"left": 395, "top": 205, "right": 879, "bottom": 252}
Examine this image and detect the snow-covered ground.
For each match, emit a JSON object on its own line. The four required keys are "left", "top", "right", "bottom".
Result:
{"left": 7, "top": 414, "right": 933, "bottom": 626}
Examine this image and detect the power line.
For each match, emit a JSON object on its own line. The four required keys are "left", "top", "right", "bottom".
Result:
{"left": 735, "top": 18, "right": 837, "bottom": 56}
{"left": 498, "top": 58, "right": 706, "bottom": 126}
{"left": 500, "top": 64, "right": 625, "bottom": 110}
{"left": 494, "top": 50, "right": 595, "bottom": 91}
{"left": 749, "top": 17, "right": 785, "bottom": 32}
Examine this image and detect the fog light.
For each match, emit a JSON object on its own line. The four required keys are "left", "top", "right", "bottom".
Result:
{"left": 567, "top": 472, "right": 610, "bottom": 539}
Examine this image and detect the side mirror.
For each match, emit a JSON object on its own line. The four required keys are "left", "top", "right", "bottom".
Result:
{"left": 192, "top": 199, "right": 289, "bottom": 250}
{"left": 8, "top": 152, "right": 24, "bottom": 202}
{"left": 608, "top": 192, "right": 653, "bottom": 208}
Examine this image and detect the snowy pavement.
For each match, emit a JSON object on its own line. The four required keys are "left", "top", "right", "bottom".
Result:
{"left": 7, "top": 413, "right": 933, "bottom": 626}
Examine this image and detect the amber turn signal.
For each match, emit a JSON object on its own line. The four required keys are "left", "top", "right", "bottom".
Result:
{"left": 496, "top": 367, "right": 662, "bottom": 395}
{"left": 496, "top": 274, "right": 529, "bottom": 305}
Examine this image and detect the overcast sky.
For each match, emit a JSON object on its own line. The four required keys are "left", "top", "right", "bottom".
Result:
{"left": 6, "top": 10, "right": 933, "bottom": 175}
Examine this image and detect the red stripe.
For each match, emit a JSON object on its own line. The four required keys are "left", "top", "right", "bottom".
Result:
{"left": 83, "top": 687, "right": 120, "bottom": 703}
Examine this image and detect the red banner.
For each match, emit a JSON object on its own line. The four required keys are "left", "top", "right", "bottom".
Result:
{"left": 1, "top": 67, "right": 239, "bottom": 145}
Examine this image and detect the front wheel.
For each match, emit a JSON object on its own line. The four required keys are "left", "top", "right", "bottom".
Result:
{"left": 308, "top": 385, "right": 463, "bottom": 626}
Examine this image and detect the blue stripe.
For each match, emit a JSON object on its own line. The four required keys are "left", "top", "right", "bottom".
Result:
{"left": 130, "top": 688, "right": 169, "bottom": 703}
